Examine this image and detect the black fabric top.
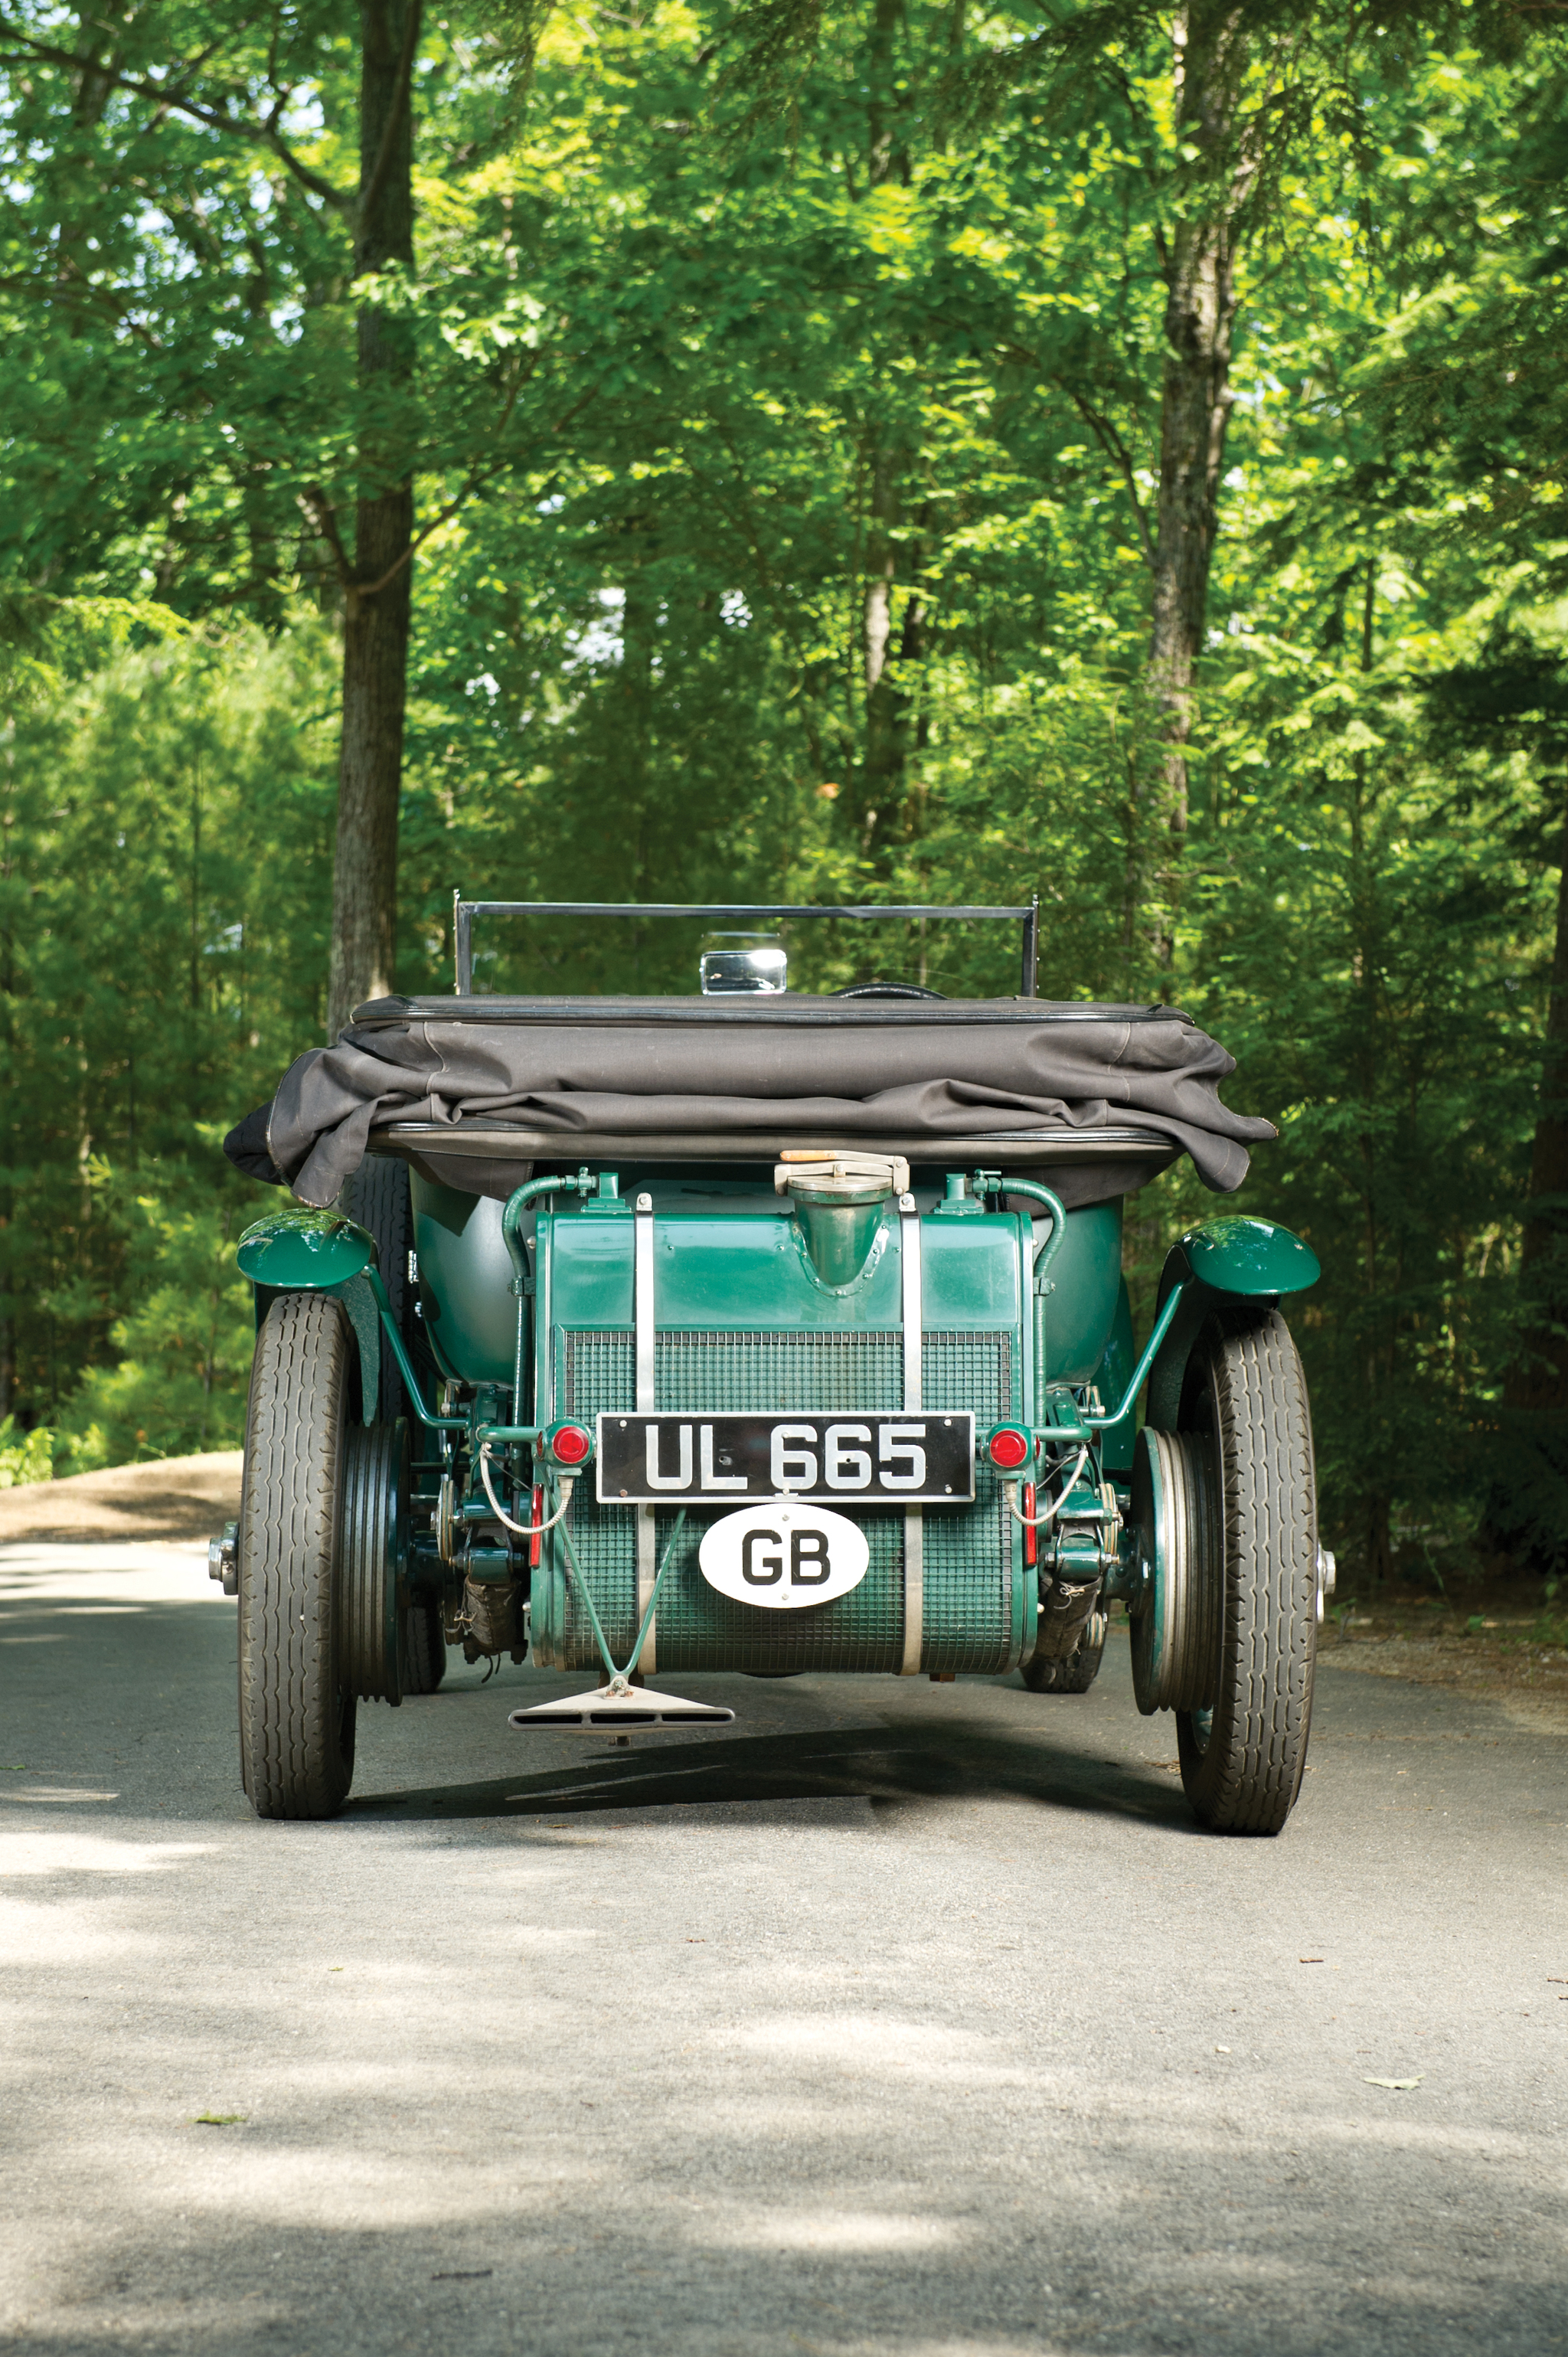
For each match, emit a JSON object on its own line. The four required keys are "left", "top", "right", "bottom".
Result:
{"left": 225, "top": 994, "right": 1276, "bottom": 1208}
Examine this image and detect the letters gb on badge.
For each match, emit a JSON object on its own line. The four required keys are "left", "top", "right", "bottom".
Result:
{"left": 697, "top": 1501, "right": 870, "bottom": 1610}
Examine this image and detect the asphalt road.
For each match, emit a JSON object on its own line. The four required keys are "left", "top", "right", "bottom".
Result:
{"left": 2, "top": 1540, "right": 1564, "bottom": 2357}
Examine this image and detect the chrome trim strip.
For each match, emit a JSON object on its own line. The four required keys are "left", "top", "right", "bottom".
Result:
{"left": 900, "top": 1194, "right": 923, "bottom": 1411}
{"left": 900, "top": 1192, "right": 923, "bottom": 1677}
{"left": 902, "top": 1509, "right": 924, "bottom": 1678}
{"left": 634, "top": 1192, "right": 657, "bottom": 1672}
{"left": 635, "top": 1195, "right": 656, "bottom": 1411}
{"left": 376, "top": 1124, "right": 1174, "bottom": 1165}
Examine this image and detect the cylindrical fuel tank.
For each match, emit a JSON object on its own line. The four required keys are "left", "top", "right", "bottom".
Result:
{"left": 1030, "top": 1198, "right": 1123, "bottom": 1384}
{"left": 410, "top": 1173, "right": 515, "bottom": 1384}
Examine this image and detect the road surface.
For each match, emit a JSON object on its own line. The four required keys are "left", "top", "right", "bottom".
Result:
{"left": 1, "top": 1538, "right": 1564, "bottom": 2355}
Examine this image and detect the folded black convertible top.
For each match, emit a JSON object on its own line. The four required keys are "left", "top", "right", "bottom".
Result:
{"left": 225, "top": 992, "right": 1276, "bottom": 1209}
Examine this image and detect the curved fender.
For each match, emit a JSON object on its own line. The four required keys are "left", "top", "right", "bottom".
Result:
{"left": 1145, "top": 1217, "right": 1319, "bottom": 1431}
{"left": 237, "top": 1208, "right": 377, "bottom": 1290}
{"left": 237, "top": 1208, "right": 381, "bottom": 1422}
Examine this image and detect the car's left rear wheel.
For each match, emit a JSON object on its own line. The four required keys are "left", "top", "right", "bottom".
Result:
{"left": 1021, "top": 1610, "right": 1107, "bottom": 1693}
{"left": 238, "top": 1294, "right": 357, "bottom": 1820}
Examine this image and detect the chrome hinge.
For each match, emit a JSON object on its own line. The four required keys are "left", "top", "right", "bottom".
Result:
{"left": 207, "top": 1520, "right": 238, "bottom": 1597}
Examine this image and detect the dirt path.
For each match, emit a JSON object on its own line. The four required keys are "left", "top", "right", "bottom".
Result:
{"left": 1318, "top": 1589, "right": 1568, "bottom": 1729}
{"left": 0, "top": 1451, "right": 241, "bottom": 1545}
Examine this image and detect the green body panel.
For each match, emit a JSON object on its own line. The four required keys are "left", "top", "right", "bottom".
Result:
{"left": 237, "top": 1208, "right": 375, "bottom": 1290}
{"left": 410, "top": 1172, "right": 1123, "bottom": 1384}
{"left": 542, "top": 1201, "right": 1021, "bottom": 1337}
{"left": 1038, "top": 1198, "right": 1122, "bottom": 1384}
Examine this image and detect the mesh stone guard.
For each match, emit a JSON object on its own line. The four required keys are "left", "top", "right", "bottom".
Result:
{"left": 550, "top": 1328, "right": 1016, "bottom": 1678}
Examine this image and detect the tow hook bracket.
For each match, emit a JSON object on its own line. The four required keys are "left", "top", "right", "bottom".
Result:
{"left": 508, "top": 1674, "right": 734, "bottom": 1732}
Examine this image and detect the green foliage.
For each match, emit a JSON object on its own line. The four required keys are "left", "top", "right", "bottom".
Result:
{"left": 0, "top": 2, "right": 1564, "bottom": 1581}
{"left": 0, "top": 1416, "right": 53, "bottom": 1489}
{"left": 0, "top": 616, "right": 335, "bottom": 1424}
{"left": 53, "top": 1154, "right": 256, "bottom": 1471}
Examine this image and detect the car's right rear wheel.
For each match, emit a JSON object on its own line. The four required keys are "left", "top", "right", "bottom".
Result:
{"left": 238, "top": 1293, "right": 357, "bottom": 1820}
{"left": 1174, "top": 1306, "right": 1317, "bottom": 1835}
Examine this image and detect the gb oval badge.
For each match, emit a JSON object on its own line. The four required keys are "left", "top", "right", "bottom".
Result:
{"left": 697, "top": 1500, "right": 870, "bottom": 1610}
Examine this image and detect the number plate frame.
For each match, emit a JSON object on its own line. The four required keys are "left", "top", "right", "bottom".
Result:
{"left": 594, "top": 1411, "right": 975, "bottom": 1506}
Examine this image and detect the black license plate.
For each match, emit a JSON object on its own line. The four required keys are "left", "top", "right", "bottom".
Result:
{"left": 594, "top": 1412, "right": 975, "bottom": 1506}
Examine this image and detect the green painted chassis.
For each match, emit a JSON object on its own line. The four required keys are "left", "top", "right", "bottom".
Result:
{"left": 237, "top": 1160, "right": 1319, "bottom": 1676}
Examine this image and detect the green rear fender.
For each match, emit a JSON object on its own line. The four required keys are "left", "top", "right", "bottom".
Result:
{"left": 1161, "top": 1215, "right": 1320, "bottom": 1300}
{"left": 237, "top": 1208, "right": 377, "bottom": 1290}
{"left": 237, "top": 1207, "right": 383, "bottom": 1424}
{"left": 1144, "top": 1215, "right": 1319, "bottom": 1430}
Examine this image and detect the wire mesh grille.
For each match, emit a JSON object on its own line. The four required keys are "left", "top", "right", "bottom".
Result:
{"left": 550, "top": 1327, "right": 1018, "bottom": 1673}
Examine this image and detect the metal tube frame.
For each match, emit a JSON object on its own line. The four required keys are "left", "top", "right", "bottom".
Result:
{"left": 984, "top": 1175, "right": 1068, "bottom": 1282}
{"left": 899, "top": 1192, "right": 924, "bottom": 1677}
{"left": 501, "top": 1169, "right": 595, "bottom": 1410}
{"left": 452, "top": 892, "right": 1040, "bottom": 998}
{"left": 356, "top": 1167, "right": 609, "bottom": 1443}
{"left": 1033, "top": 1282, "right": 1188, "bottom": 1446}
{"left": 359, "top": 1269, "right": 466, "bottom": 1431}
{"left": 633, "top": 1188, "right": 658, "bottom": 1672}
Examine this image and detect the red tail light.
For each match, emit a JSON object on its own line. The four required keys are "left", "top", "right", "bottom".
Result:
{"left": 986, "top": 1424, "right": 1031, "bottom": 1472}
{"left": 548, "top": 1421, "right": 592, "bottom": 1468}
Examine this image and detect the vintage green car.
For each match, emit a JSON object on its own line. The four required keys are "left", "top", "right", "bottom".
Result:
{"left": 217, "top": 900, "right": 1330, "bottom": 1834}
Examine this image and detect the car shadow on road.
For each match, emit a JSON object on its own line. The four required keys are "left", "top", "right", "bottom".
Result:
{"left": 348, "top": 1715, "right": 1197, "bottom": 1832}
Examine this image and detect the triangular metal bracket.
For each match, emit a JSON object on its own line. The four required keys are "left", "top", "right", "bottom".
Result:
{"left": 508, "top": 1678, "right": 734, "bottom": 1731}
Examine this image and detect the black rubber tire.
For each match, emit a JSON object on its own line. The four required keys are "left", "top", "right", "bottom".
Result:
{"left": 342, "top": 1156, "right": 413, "bottom": 1420}
{"left": 237, "top": 1294, "right": 357, "bottom": 1820}
{"left": 1021, "top": 1610, "right": 1106, "bottom": 1694}
{"left": 403, "top": 1600, "right": 446, "bottom": 1694}
{"left": 1174, "top": 1306, "right": 1317, "bottom": 1835}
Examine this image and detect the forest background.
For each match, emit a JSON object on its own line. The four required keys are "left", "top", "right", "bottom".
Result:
{"left": 1, "top": 0, "right": 1565, "bottom": 1584}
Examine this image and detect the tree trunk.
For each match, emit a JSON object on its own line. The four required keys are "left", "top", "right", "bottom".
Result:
{"left": 1142, "top": 5, "right": 1249, "bottom": 969}
{"left": 327, "top": 0, "right": 421, "bottom": 1040}
{"left": 854, "top": 0, "right": 914, "bottom": 875}
{"left": 1508, "top": 812, "right": 1568, "bottom": 1415}
{"left": 621, "top": 537, "right": 656, "bottom": 989}
{"left": 1350, "top": 562, "right": 1396, "bottom": 1581}
{"left": 860, "top": 445, "right": 903, "bottom": 859}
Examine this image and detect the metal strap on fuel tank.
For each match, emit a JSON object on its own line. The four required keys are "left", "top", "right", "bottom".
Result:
{"left": 899, "top": 1192, "right": 923, "bottom": 1676}
{"left": 634, "top": 1192, "right": 658, "bottom": 1672}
